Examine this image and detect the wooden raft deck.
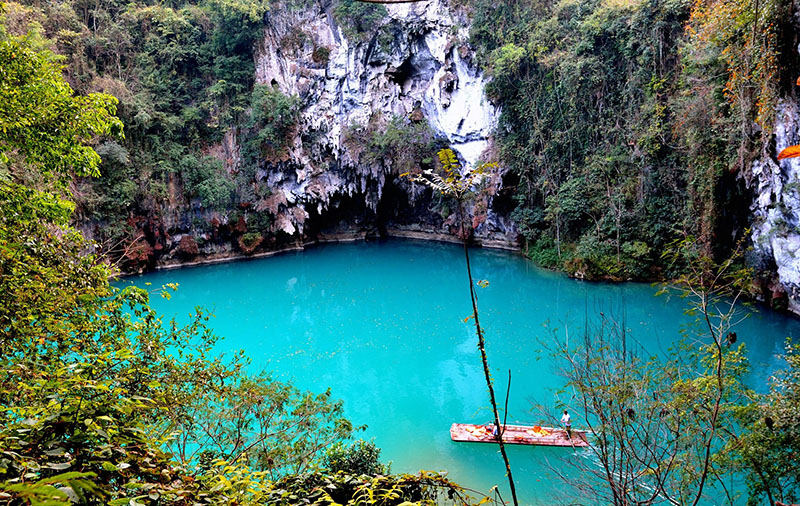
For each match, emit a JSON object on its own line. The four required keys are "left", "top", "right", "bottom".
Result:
{"left": 450, "top": 423, "right": 589, "bottom": 447}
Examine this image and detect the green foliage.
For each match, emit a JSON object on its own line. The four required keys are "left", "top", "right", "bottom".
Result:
{"left": 0, "top": 32, "right": 122, "bottom": 184}
{"left": 181, "top": 154, "right": 235, "bottom": 209}
{"left": 3, "top": 288, "right": 202, "bottom": 503}
{"left": 0, "top": 472, "right": 102, "bottom": 505}
{"left": 404, "top": 148, "right": 497, "bottom": 202}
{"left": 525, "top": 236, "right": 567, "bottom": 270}
{"left": 0, "top": 186, "right": 356, "bottom": 498}
{"left": 0, "top": 182, "right": 107, "bottom": 351}
{"left": 470, "top": 0, "right": 791, "bottom": 278}
{"left": 239, "top": 231, "right": 263, "bottom": 249}
{"left": 243, "top": 84, "right": 300, "bottom": 166}
{"left": 5, "top": 0, "right": 271, "bottom": 257}
{"left": 657, "top": 241, "right": 798, "bottom": 504}
{"left": 0, "top": 237, "right": 356, "bottom": 502}
{"left": 162, "top": 355, "right": 357, "bottom": 479}
{"left": 351, "top": 116, "right": 444, "bottom": 176}
{"left": 733, "top": 342, "right": 800, "bottom": 505}
{"left": 324, "top": 440, "right": 386, "bottom": 476}
{"left": 332, "top": 0, "right": 386, "bottom": 41}
{"left": 191, "top": 463, "right": 494, "bottom": 506}
{"left": 660, "top": 234, "right": 754, "bottom": 300}
{"left": 469, "top": 0, "right": 692, "bottom": 279}
{"left": 261, "top": 470, "right": 482, "bottom": 506}
{"left": 488, "top": 43, "right": 526, "bottom": 79}
{"left": 0, "top": 47, "right": 209, "bottom": 498}
{"left": 207, "top": 0, "right": 270, "bottom": 23}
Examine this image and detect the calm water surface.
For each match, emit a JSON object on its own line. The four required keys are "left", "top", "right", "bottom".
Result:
{"left": 124, "top": 239, "right": 800, "bottom": 505}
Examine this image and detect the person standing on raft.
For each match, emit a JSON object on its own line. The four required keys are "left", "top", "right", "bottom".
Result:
{"left": 560, "top": 410, "right": 571, "bottom": 439}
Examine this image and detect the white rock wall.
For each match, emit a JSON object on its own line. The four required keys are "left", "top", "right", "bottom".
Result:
{"left": 750, "top": 100, "right": 800, "bottom": 313}
{"left": 244, "top": 0, "right": 511, "bottom": 243}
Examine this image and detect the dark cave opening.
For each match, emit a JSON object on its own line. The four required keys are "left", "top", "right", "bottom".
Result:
{"left": 714, "top": 169, "right": 753, "bottom": 260}
{"left": 303, "top": 193, "right": 378, "bottom": 239}
{"left": 376, "top": 177, "right": 443, "bottom": 233}
{"left": 386, "top": 58, "right": 415, "bottom": 88}
{"left": 493, "top": 171, "right": 520, "bottom": 217}
{"left": 299, "top": 174, "right": 513, "bottom": 245}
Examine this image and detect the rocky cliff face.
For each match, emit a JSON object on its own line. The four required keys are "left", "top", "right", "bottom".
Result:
{"left": 750, "top": 100, "right": 800, "bottom": 315}
{"left": 139, "top": 0, "right": 518, "bottom": 270}
{"left": 251, "top": 0, "right": 514, "bottom": 238}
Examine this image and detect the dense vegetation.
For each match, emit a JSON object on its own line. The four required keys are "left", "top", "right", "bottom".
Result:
{"left": 2, "top": 0, "right": 309, "bottom": 269}
{"left": 2, "top": 0, "right": 800, "bottom": 503}
{"left": 469, "top": 0, "right": 796, "bottom": 283}
{"left": 6, "top": 0, "right": 797, "bottom": 287}
{"left": 3, "top": 0, "right": 405, "bottom": 271}
{"left": 0, "top": 21, "right": 486, "bottom": 506}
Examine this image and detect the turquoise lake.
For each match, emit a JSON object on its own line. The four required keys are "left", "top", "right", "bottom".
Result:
{"left": 123, "top": 239, "right": 800, "bottom": 505}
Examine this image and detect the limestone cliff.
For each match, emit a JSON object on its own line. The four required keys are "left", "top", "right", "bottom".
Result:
{"left": 750, "top": 100, "right": 800, "bottom": 314}
{"left": 131, "top": 0, "right": 518, "bottom": 270}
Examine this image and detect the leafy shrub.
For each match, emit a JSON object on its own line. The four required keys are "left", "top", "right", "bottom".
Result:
{"left": 348, "top": 115, "right": 446, "bottom": 174}
{"left": 258, "top": 470, "right": 477, "bottom": 506}
{"left": 324, "top": 440, "right": 386, "bottom": 476}
{"left": 180, "top": 154, "right": 234, "bottom": 209}
{"left": 312, "top": 45, "right": 330, "bottom": 65}
{"left": 238, "top": 231, "right": 263, "bottom": 254}
{"left": 332, "top": 0, "right": 386, "bottom": 41}
{"left": 246, "top": 210, "right": 273, "bottom": 232}
{"left": 527, "top": 236, "right": 568, "bottom": 270}
{"left": 620, "top": 240, "right": 653, "bottom": 278}
{"left": 243, "top": 84, "right": 300, "bottom": 165}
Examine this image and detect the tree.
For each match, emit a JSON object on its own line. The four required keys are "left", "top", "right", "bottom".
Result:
{"left": 542, "top": 237, "right": 754, "bottom": 505}
{"left": 0, "top": 28, "right": 123, "bottom": 185}
{"left": 732, "top": 342, "right": 800, "bottom": 505}
{"left": 0, "top": 27, "right": 488, "bottom": 506}
{"left": 0, "top": 28, "right": 121, "bottom": 357}
{"left": 0, "top": 28, "right": 353, "bottom": 505}
{"left": 405, "top": 149, "right": 519, "bottom": 506}
{"left": 165, "top": 367, "right": 357, "bottom": 481}
{"left": 243, "top": 84, "right": 300, "bottom": 165}
{"left": 324, "top": 439, "right": 386, "bottom": 476}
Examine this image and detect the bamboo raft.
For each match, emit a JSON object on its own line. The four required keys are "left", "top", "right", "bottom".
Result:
{"left": 450, "top": 423, "right": 589, "bottom": 447}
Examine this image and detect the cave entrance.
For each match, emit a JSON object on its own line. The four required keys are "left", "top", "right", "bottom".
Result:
{"left": 386, "top": 59, "right": 414, "bottom": 87}
{"left": 376, "top": 178, "right": 442, "bottom": 236}
{"left": 303, "top": 193, "right": 378, "bottom": 241}
{"left": 493, "top": 170, "right": 519, "bottom": 217}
